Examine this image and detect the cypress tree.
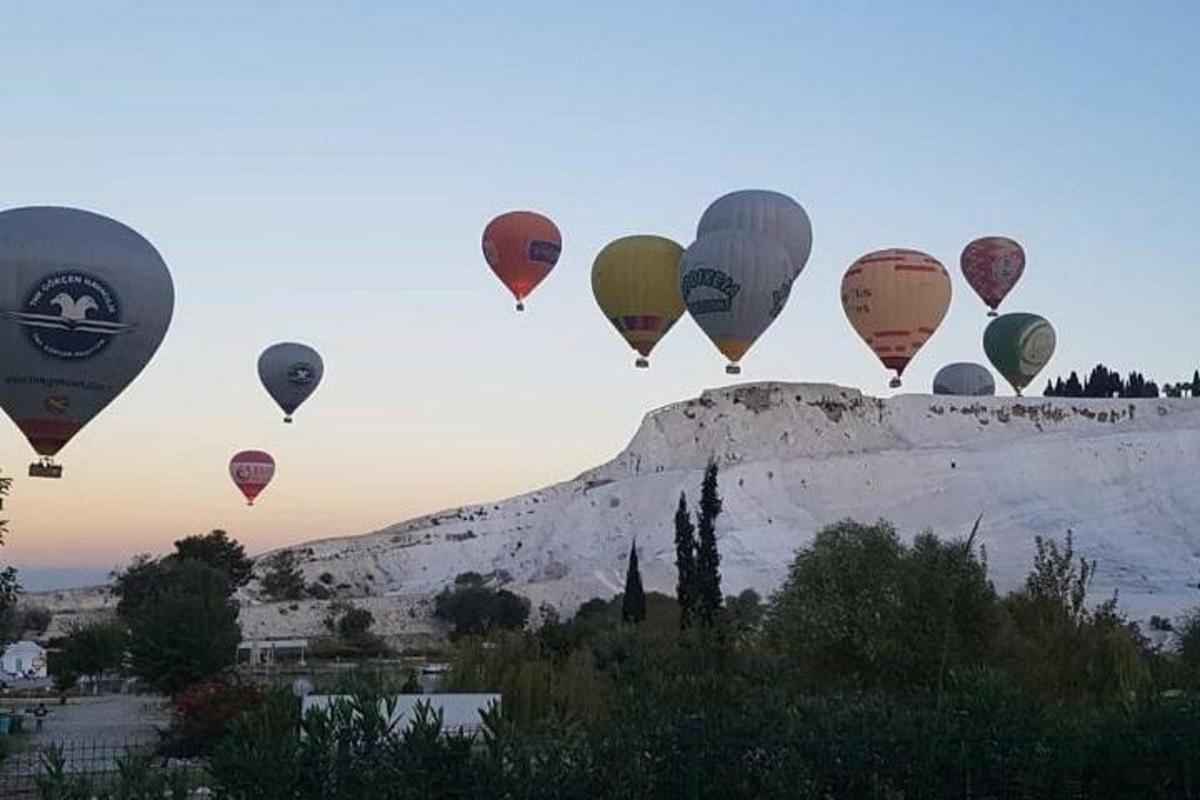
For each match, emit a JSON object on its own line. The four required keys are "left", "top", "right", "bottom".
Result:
{"left": 1192, "top": 370, "right": 1200, "bottom": 398}
{"left": 622, "top": 539, "right": 646, "bottom": 624}
{"left": 695, "top": 460, "right": 724, "bottom": 628}
{"left": 1043, "top": 380, "right": 1055, "bottom": 397}
{"left": 1064, "top": 371, "right": 1083, "bottom": 397}
{"left": 674, "top": 492, "right": 697, "bottom": 629}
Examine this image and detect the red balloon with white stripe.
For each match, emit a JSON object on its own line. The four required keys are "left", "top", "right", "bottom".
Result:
{"left": 229, "top": 450, "right": 275, "bottom": 506}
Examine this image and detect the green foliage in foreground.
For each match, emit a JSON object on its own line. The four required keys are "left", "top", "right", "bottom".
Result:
{"left": 51, "top": 520, "right": 1200, "bottom": 798}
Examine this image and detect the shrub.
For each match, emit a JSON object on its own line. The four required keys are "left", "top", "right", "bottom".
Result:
{"left": 161, "top": 676, "right": 267, "bottom": 757}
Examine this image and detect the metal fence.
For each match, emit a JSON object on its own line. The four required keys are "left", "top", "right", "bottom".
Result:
{"left": 0, "top": 740, "right": 207, "bottom": 799}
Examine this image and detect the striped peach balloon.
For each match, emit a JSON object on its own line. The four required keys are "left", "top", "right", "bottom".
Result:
{"left": 841, "top": 248, "right": 952, "bottom": 388}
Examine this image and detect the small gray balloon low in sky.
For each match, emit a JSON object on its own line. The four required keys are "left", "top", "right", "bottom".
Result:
{"left": 258, "top": 342, "right": 324, "bottom": 423}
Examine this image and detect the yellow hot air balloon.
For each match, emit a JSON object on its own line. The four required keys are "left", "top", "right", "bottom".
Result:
{"left": 592, "top": 235, "right": 686, "bottom": 368}
{"left": 841, "top": 248, "right": 952, "bottom": 388}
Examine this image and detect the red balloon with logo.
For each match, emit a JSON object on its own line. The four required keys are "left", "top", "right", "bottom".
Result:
{"left": 960, "top": 236, "right": 1025, "bottom": 316}
{"left": 481, "top": 211, "right": 561, "bottom": 311}
{"left": 229, "top": 450, "right": 275, "bottom": 506}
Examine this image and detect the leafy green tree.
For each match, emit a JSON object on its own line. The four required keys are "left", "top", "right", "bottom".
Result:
{"left": 259, "top": 550, "right": 306, "bottom": 601}
{"left": 673, "top": 492, "right": 697, "bottom": 629}
{"left": 173, "top": 529, "right": 254, "bottom": 588}
{"left": 127, "top": 560, "right": 241, "bottom": 694}
{"left": 722, "top": 588, "right": 763, "bottom": 644}
{"left": 52, "top": 620, "right": 129, "bottom": 693}
{"left": 998, "top": 531, "right": 1149, "bottom": 706}
{"left": 621, "top": 540, "right": 646, "bottom": 624}
{"left": 765, "top": 519, "right": 997, "bottom": 692}
{"left": 695, "top": 461, "right": 724, "bottom": 628}
{"left": 0, "top": 473, "right": 21, "bottom": 643}
{"left": 433, "top": 576, "right": 530, "bottom": 639}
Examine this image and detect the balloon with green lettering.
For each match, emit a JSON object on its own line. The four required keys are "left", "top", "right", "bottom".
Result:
{"left": 983, "top": 313, "right": 1056, "bottom": 396}
{"left": 679, "top": 230, "right": 794, "bottom": 375}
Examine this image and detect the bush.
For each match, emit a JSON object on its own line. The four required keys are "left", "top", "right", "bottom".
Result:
{"left": 764, "top": 519, "right": 997, "bottom": 692}
{"left": 433, "top": 576, "right": 530, "bottom": 639}
{"left": 161, "top": 676, "right": 267, "bottom": 757}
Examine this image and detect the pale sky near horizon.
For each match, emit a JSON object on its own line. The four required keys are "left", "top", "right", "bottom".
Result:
{"left": 1, "top": 2, "right": 1197, "bottom": 588}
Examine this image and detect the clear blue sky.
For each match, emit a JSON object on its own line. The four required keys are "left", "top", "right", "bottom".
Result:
{"left": 1, "top": 2, "right": 1197, "bottom": 586}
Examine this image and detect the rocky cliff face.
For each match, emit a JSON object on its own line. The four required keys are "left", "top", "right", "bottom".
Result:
{"left": 256, "top": 383, "right": 1200, "bottom": 625}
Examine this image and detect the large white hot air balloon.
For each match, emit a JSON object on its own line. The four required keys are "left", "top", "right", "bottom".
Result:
{"left": 697, "top": 190, "right": 812, "bottom": 278}
{"left": 0, "top": 207, "right": 174, "bottom": 477}
{"left": 679, "top": 230, "right": 794, "bottom": 374}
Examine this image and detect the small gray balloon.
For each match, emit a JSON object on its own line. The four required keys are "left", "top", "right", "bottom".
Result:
{"left": 258, "top": 342, "right": 323, "bottom": 422}
{"left": 933, "top": 362, "right": 996, "bottom": 396}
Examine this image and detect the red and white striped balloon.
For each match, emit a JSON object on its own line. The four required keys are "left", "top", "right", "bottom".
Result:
{"left": 229, "top": 450, "right": 275, "bottom": 506}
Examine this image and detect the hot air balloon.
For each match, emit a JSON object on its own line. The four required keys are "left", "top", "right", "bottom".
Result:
{"left": 482, "top": 211, "right": 561, "bottom": 311}
{"left": 961, "top": 236, "right": 1025, "bottom": 316}
{"left": 591, "top": 235, "right": 685, "bottom": 368}
{"left": 983, "top": 313, "right": 1056, "bottom": 396}
{"left": 841, "top": 248, "right": 952, "bottom": 388}
{"left": 679, "top": 230, "right": 794, "bottom": 375}
{"left": 259, "top": 342, "right": 323, "bottom": 423}
{"left": 697, "top": 190, "right": 812, "bottom": 278}
{"left": 933, "top": 363, "right": 996, "bottom": 396}
{"left": 230, "top": 450, "right": 275, "bottom": 506}
{"left": 0, "top": 207, "right": 174, "bottom": 478}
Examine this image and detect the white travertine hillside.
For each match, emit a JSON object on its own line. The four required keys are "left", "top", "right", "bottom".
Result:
{"left": 263, "top": 382, "right": 1200, "bottom": 625}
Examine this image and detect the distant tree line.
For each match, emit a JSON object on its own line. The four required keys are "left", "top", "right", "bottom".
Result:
{"left": 1044, "top": 364, "right": 1200, "bottom": 399}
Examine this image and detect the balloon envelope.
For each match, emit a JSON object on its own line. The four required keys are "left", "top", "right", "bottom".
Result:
{"left": 933, "top": 362, "right": 996, "bottom": 396}
{"left": 679, "top": 230, "right": 794, "bottom": 373}
{"left": 697, "top": 190, "right": 812, "bottom": 278}
{"left": 984, "top": 313, "right": 1056, "bottom": 395}
{"left": 258, "top": 342, "right": 324, "bottom": 422}
{"left": 482, "top": 211, "right": 561, "bottom": 310}
{"left": 230, "top": 450, "right": 275, "bottom": 505}
{"left": 841, "top": 248, "right": 951, "bottom": 386}
{"left": 961, "top": 236, "right": 1025, "bottom": 313}
{"left": 0, "top": 207, "right": 174, "bottom": 465}
{"left": 591, "top": 235, "right": 685, "bottom": 367}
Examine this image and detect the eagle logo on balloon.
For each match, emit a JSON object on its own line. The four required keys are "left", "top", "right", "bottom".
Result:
{"left": 5, "top": 271, "right": 134, "bottom": 360}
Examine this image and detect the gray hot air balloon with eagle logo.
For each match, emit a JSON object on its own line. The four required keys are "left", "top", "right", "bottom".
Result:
{"left": 0, "top": 207, "right": 174, "bottom": 477}
{"left": 258, "top": 342, "right": 324, "bottom": 423}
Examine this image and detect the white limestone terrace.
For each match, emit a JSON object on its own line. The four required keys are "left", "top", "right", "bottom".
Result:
{"left": 258, "top": 382, "right": 1200, "bottom": 626}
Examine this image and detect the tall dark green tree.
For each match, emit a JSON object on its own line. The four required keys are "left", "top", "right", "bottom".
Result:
{"left": 174, "top": 529, "right": 254, "bottom": 588}
{"left": 673, "top": 493, "right": 697, "bottom": 629}
{"left": 1192, "top": 370, "right": 1200, "bottom": 398}
{"left": 0, "top": 474, "right": 19, "bottom": 643}
{"left": 127, "top": 560, "right": 241, "bottom": 694}
{"left": 259, "top": 550, "right": 306, "bottom": 601}
{"left": 1064, "top": 371, "right": 1083, "bottom": 397}
{"left": 695, "top": 460, "right": 724, "bottom": 628}
{"left": 621, "top": 539, "right": 646, "bottom": 624}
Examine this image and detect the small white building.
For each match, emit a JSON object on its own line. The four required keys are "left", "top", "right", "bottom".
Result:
{"left": 1, "top": 640, "right": 47, "bottom": 679}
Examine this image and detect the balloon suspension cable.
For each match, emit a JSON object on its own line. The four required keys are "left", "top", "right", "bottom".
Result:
{"left": 725, "top": 363, "right": 742, "bottom": 376}
{"left": 635, "top": 357, "right": 649, "bottom": 369}
{"left": 515, "top": 301, "right": 525, "bottom": 312}
{"left": 889, "top": 376, "right": 902, "bottom": 389}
